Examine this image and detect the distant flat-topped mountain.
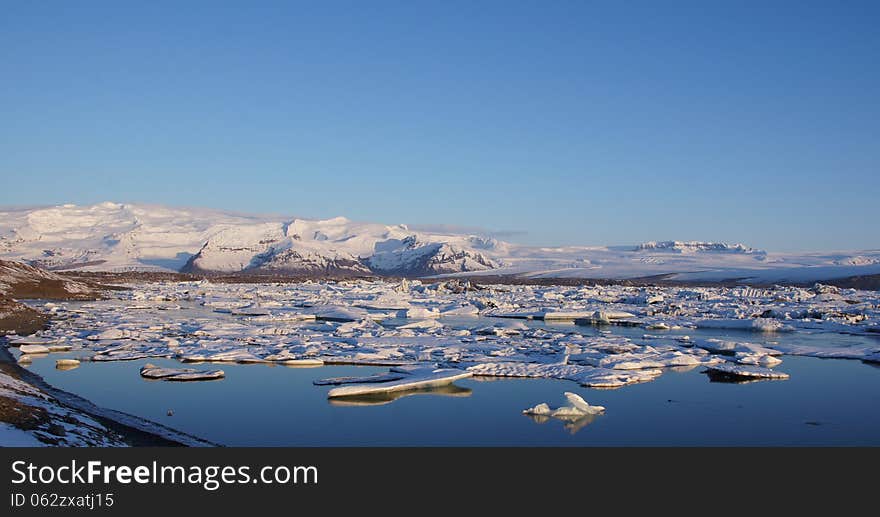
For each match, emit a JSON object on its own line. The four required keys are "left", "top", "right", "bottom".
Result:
{"left": 634, "top": 241, "right": 765, "bottom": 255}
{"left": 1, "top": 202, "right": 878, "bottom": 283}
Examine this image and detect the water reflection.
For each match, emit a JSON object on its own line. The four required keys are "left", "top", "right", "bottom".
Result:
{"left": 524, "top": 412, "right": 601, "bottom": 434}
{"left": 328, "top": 383, "right": 472, "bottom": 407}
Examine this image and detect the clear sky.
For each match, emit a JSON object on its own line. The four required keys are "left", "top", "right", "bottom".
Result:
{"left": 1, "top": 1, "right": 878, "bottom": 251}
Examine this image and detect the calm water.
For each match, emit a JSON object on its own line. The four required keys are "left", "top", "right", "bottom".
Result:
{"left": 21, "top": 321, "right": 880, "bottom": 446}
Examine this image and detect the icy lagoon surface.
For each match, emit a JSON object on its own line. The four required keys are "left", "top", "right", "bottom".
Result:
{"left": 14, "top": 280, "right": 880, "bottom": 445}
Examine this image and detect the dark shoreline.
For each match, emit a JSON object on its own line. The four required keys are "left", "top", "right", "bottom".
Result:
{"left": 0, "top": 261, "right": 217, "bottom": 446}
{"left": 1, "top": 339, "right": 218, "bottom": 447}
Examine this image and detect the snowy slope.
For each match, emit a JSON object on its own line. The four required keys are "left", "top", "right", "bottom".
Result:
{"left": 1, "top": 202, "right": 878, "bottom": 281}
{"left": 0, "top": 202, "right": 276, "bottom": 272}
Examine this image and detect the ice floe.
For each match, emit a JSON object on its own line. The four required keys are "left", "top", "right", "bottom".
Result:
{"left": 140, "top": 363, "right": 225, "bottom": 381}
{"left": 704, "top": 363, "right": 790, "bottom": 381}
{"left": 327, "top": 367, "right": 472, "bottom": 397}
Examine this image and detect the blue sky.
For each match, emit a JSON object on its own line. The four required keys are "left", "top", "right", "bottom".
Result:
{"left": 1, "top": 1, "right": 878, "bottom": 251}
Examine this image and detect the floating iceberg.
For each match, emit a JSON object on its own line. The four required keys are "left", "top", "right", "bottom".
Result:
{"left": 19, "top": 344, "right": 51, "bottom": 354}
{"left": 8, "top": 335, "right": 63, "bottom": 346}
{"left": 705, "top": 363, "right": 789, "bottom": 380}
{"left": 327, "top": 368, "right": 472, "bottom": 398}
{"left": 523, "top": 392, "right": 605, "bottom": 433}
{"left": 523, "top": 392, "right": 605, "bottom": 417}
{"left": 542, "top": 311, "right": 596, "bottom": 321}
{"left": 140, "top": 363, "right": 225, "bottom": 381}
{"left": 469, "top": 362, "right": 662, "bottom": 388}
{"left": 55, "top": 359, "right": 81, "bottom": 370}
{"left": 280, "top": 358, "right": 324, "bottom": 367}
{"left": 696, "top": 318, "right": 793, "bottom": 332}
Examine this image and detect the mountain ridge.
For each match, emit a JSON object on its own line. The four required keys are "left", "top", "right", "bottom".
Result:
{"left": 1, "top": 202, "right": 878, "bottom": 282}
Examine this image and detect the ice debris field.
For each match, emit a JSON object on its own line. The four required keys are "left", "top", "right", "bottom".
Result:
{"left": 7, "top": 279, "right": 880, "bottom": 410}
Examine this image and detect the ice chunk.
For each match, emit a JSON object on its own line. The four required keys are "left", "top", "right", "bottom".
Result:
{"left": 696, "top": 318, "right": 793, "bottom": 332}
{"left": 309, "top": 306, "right": 376, "bottom": 322}
{"left": 475, "top": 321, "right": 529, "bottom": 336}
{"left": 87, "top": 329, "right": 141, "bottom": 341}
{"left": 543, "top": 311, "right": 596, "bottom": 321}
{"left": 405, "top": 307, "right": 441, "bottom": 319}
{"left": 439, "top": 304, "right": 480, "bottom": 317}
{"left": 8, "top": 336, "right": 63, "bottom": 345}
{"left": 523, "top": 392, "right": 605, "bottom": 423}
{"left": 591, "top": 310, "right": 637, "bottom": 323}
{"left": 281, "top": 359, "right": 324, "bottom": 367}
{"left": 19, "top": 344, "right": 51, "bottom": 354}
{"left": 705, "top": 363, "right": 789, "bottom": 380}
{"left": 769, "top": 343, "right": 880, "bottom": 362}
{"left": 327, "top": 383, "right": 472, "bottom": 406}
{"left": 55, "top": 359, "right": 81, "bottom": 370}
{"left": 735, "top": 352, "right": 783, "bottom": 367}
{"left": 693, "top": 338, "right": 781, "bottom": 356}
{"left": 398, "top": 319, "right": 444, "bottom": 330}
{"left": 524, "top": 402, "right": 553, "bottom": 415}
{"left": 563, "top": 392, "right": 604, "bottom": 414}
{"left": 140, "top": 363, "right": 225, "bottom": 381}
{"left": 469, "top": 362, "right": 661, "bottom": 389}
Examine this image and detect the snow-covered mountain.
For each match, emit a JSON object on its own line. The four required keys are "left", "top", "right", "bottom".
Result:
{"left": 1, "top": 202, "right": 878, "bottom": 282}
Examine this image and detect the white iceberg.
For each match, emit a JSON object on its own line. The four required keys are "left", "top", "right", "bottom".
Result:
{"left": 55, "top": 359, "right": 81, "bottom": 370}
{"left": 19, "top": 344, "right": 51, "bottom": 354}
{"left": 523, "top": 392, "right": 605, "bottom": 418}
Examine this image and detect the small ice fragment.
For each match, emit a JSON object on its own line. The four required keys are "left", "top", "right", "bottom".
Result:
{"left": 55, "top": 359, "right": 81, "bottom": 370}
{"left": 281, "top": 359, "right": 324, "bottom": 367}
{"left": 523, "top": 402, "right": 552, "bottom": 416}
